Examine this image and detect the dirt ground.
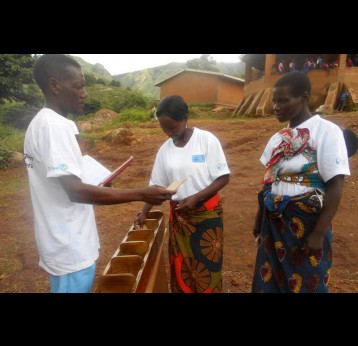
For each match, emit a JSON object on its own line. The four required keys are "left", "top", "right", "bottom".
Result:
{"left": 0, "top": 112, "right": 357, "bottom": 293}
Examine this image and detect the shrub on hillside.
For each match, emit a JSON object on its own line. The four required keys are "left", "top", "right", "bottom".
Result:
{"left": 119, "top": 108, "right": 148, "bottom": 122}
{"left": 0, "top": 145, "right": 12, "bottom": 170}
{"left": 102, "top": 108, "right": 148, "bottom": 130}
{"left": 2, "top": 104, "right": 40, "bottom": 130}
{"left": 83, "top": 99, "right": 101, "bottom": 115}
{"left": 110, "top": 80, "right": 121, "bottom": 87}
{"left": 112, "top": 91, "right": 148, "bottom": 112}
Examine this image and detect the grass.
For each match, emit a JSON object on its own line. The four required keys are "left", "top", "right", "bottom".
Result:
{"left": 101, "top": 107, "right": 150, "bottom": 131}
{"left": 78, "top": 132, "right": 97, "bottom": 146}
{"left": 0, "top": 175, "right": 26, "bottom": 195}
{"left": 0, "top": 242, "right": 22, "bottom": 281}
{"left": 0, "top": 124, "right": 25, "bottom": 152}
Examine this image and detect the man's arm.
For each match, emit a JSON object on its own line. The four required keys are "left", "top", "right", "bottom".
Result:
{"left": 58, "top": 175, "right": 175, "bottom": 205}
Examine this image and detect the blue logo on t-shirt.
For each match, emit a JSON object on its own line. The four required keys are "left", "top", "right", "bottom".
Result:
{"left": 48, "top": 163, "right": 68, "bottom": 171}
{"left": 192, "top": 154, "right": 205, "bottom": 163}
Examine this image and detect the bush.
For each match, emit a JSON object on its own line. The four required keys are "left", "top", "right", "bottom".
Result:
{"left": 2, "top": 104, "right": 40, "bottom": 130}
{"left": 0, "top": 123, "right": 25, "bottom": 152}
{"left": 84, "top": 85, "right": 150, "bottom": 113}
{"left": 110, "top": 80, "right": 121, "bottom": 87}
{"left": 119, "top": 108, "right": 149, "bottom": 122}
{"left": 83, "top": 99, "right": 101, "bottom": 115}
{"left": 112, "top": 91, "right": 148, "bottom": 112}
{"left": 0, "top": 145, "right": 12, "bottom": 170}
{"left": 102, "top": 107, "right": 148, "bottom": 130}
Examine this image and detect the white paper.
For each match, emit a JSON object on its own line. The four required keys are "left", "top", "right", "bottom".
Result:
{"left": 81, "top": 155, "right": 111, "bottom": 186}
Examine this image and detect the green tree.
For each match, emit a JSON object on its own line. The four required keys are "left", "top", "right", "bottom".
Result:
{"left": 96, "top": 78, "right": 106, "bottom": 85}
{"left": 186, "top": 54, "right": 219, "bottom": 72}
{"left": 84, "top": 73, "right": 98, "bottom": 86}
{"left": 2, "top": 104, "right": 40, "bottom": 130}
{"left": 110, "top": 79, "right": 121, "bottom": 87}
{"left": 83, "top": 99, "right": 101, "bottom": 115}
{"left": 0, "top": 54, "right": 36, "bottom": 104}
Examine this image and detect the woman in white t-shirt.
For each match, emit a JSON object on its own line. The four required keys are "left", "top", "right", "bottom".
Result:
{"left": 252, "top": 71, "right": 350, "bottom": 293}
{"left": 135, "top": 95, "right": 230, "bottom": 293}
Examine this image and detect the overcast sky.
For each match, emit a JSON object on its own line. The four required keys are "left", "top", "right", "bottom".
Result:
{"left": 71, "top": 54, "right": 241, "bottom": 75}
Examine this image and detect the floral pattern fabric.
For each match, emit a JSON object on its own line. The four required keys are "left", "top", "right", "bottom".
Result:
{"left": 169, "top": 195, "right": 224, "bottom": 293}
{"left": 264, "top": 126, "right": 313, "bottom": 184}
{"left": 252, "top": 185, "right": 332, "bottom": 293}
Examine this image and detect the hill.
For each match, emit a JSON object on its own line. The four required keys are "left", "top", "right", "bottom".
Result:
{"left": 71, "top": 55, "right": 112, "bottom": 82}
{"left": 113, "top": 62, "right": 185, "bottom": 99}
{"left": 113, "top": 61, "right": 245, "bottom": 98}
{"left": 70, "top": 55, "right": 245, "bottom": 99}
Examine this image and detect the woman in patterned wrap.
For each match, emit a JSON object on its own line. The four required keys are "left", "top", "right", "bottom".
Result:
{"left": 135, "top": 95, "right": 230, "bottom": 293}
{"left": 252, "top": 71, "right": 351, "bottom": 293}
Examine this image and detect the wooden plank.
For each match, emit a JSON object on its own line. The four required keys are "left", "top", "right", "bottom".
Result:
{"left": 120, "top": 241, "right": 149, "bottom": 258}
{"left": 106, "top": 255, "right": 143, "bottom": 276}
{"left": 127, "top": 230, "right": 154, "bottom": 243}
{"left": 95, "top": 273, "right": 136, "bottom": 293}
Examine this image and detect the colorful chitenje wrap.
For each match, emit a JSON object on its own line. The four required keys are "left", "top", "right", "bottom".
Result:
{"left": 169, "top": 194, "right": 224, "bottom": 293}
{"left": 253, "top": 126, "right": 332, "bottom": 293}
{"left": 263, "top": 126, "right": 313, "bottom": 184}
{"left": 252, "top": 185, "right": 332, "bottom": 293}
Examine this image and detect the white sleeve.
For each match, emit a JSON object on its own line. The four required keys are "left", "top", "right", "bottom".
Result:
{"left": 316, "top": 124, "right": 350, "bottom": 182}
{"left": 205, "top": 132, "right": 230, "bottom": 180}
{"left": 40, "top": 122, "right": 82, "bottom": 179}
{"left": 149, "top": 145, "right": 170, "bottom": 187}
{"left": 260, "top": 133, "right": 280, "bottom": 166}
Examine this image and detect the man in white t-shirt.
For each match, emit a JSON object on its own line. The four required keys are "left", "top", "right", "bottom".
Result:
{"left": 24, "top": 54, "right": 175, "bottom": 293}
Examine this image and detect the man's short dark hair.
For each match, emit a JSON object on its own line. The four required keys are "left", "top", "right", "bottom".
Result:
{"left": 274, "top": 71, "right": 312, "bottom": 97}
{"left": 33, "top": 54, "right": 81, "bottom": 93}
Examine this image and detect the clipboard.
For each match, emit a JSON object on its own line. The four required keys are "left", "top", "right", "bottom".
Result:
{"left": 100, "top": 156, "right": 134, "bottom": 186}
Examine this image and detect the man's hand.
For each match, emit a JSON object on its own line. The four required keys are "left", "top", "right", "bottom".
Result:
{"left": 142, "top": 185, "right": 176, "bottom": 205}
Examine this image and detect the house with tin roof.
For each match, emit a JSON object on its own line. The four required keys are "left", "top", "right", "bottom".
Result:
{"left": 154, "top": 68, "right": 244, "bottom": 107}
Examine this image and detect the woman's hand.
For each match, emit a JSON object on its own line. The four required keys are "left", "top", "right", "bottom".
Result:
{"left": 134, "top": 211, "right": 146, "bottom": 229}
{"left": 301, "top": 231, "right": 324, "bottom": 256}
{"left": 175, "top": 195, "right": 200, "bottom": 211}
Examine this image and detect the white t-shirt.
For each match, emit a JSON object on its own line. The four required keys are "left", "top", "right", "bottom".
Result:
{"left": 149, "top": 127, "right": 230, "bottom": 201}
{"left": 260, "top": 115, "right": 350, "bottom": 196}
{"left": 24, "top": 108, "right": 99, "bottom": 276}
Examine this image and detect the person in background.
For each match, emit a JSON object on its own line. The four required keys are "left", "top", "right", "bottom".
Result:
{"left": 301, "top": 58, "right": 310, "bottom": 73}
{"left": 150, "top": 103, "right": 157, "bottom": 121}
{"left": 134, "top": 95, "right": 230, "bottom": 293}
{"left": 252, "top": 71, "right": 350, "bottom": 293}
{"left": 24, "top": 54, "right": 175, "bottom": 293}
{"left": 316, "top": 56, "right": 323, "bottom": 69}
{"left": 278, "top": 60, "right": 286, "bottom": 74}
{"left": 289, "top": 59, "right": 296, "bottom": 72}
{"left": 336, "top": 90, "right": 350, "bottom": 112}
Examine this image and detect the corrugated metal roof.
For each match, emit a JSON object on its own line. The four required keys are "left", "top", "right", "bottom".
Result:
{"left": 154, "top": 68, "right": 244, "bottom": 86}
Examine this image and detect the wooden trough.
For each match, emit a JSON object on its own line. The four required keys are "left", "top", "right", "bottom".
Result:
{"left": 94, "top": 210, "right": 168, "bottom": 293}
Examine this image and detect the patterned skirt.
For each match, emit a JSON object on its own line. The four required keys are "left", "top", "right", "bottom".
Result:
{"left": 169, "top": 194, "right": 224, "bottom": 293}
{"left": 252, "top": 188, "right": 332, "bottom": 293}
